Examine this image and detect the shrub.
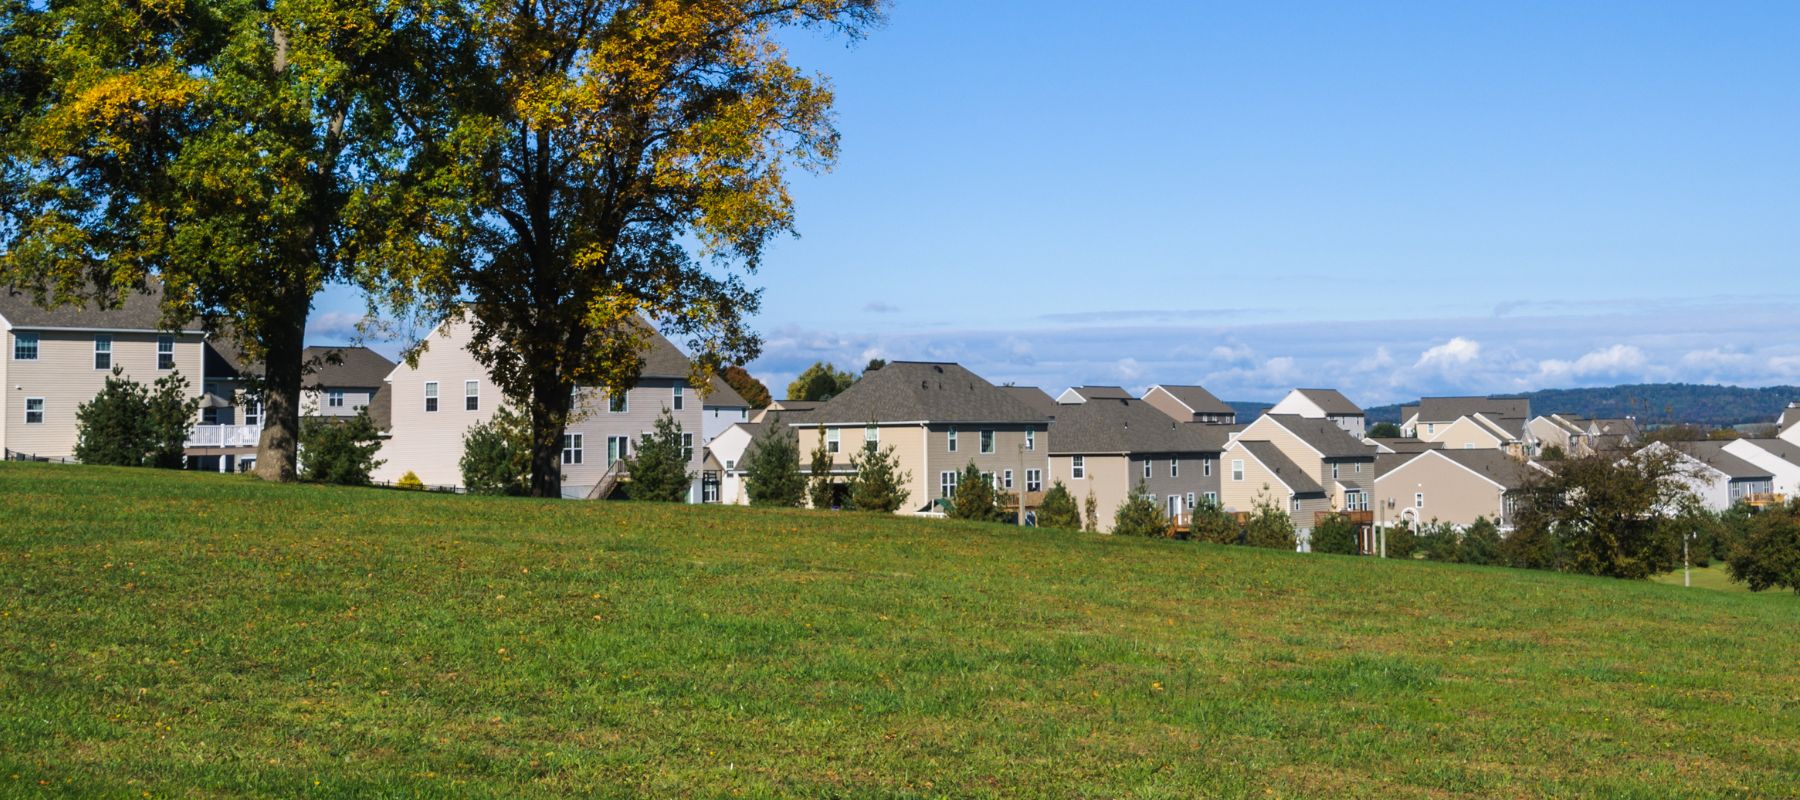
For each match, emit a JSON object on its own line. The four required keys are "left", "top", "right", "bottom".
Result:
{"left": 395, "top": 471, "right": 424, "bottom": 490}
{"left": 1189, "top": 497, "right": 1240, "bottom": 545}
{"left": 1725, "top": 506, "right": 1800, "bottom": 593}
{"left": 1310, "top": 513, "right": 1359, "bottom": 555}
{"left": 1384, "top": 522, "right": 1418, "bottom": 559}
{"left": 627, "top": 409, "right": 695, "bottom": 502}
{"left": 1037, "top": 481, "right": 1080, "bottom": 529}
{"left": 1111, "top": 482, "right": 1167, "bottom": 537}
{"left": 1083, "top": 490, "right": 1099, "bottom": 533}
{"left": 1416, "top": 521, "right": 1460, "bottom": 562}
{"left": 300, "top": 410, "right": 385, "bottom": 485}
{"left": 743, "top": 420, "right": 805, "bottom": 507}
{"left": 74, "top": 368, "right": 198, "bottom": 468}
{"left": 1457, "top": 517, "right": 1502, "bottom": 565}
{"left": 460, "top": 405, "right": 532, "bottom": 495}
{"left": 948, "top": 461, "right": 1005, "bottom": 522}
{"left": 1514, "top": 449, "right": 1696, "bottom": 579}
{"left": 847, "top": 443, "right": 911, "bottom": 513}
{"left": 1499, "top": 522, "right": 1559, "bottom": 570}
{"left": 1244, "top": 495, "right": 1296, "bottom": 550}
{"left": 144, "top": 372, "right": 200, "bottom": 469}
{"left": 807, "top": 428, "right": 835, "bottom": 510}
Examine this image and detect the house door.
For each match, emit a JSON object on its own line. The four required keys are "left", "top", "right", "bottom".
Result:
{"left": 1167, "top": 494, "right": 1182, "bottom": 524}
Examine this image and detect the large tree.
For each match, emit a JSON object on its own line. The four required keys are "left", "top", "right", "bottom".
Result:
{"left": 363, "top": 0, "right": 883, "bottom": 498}
{"left": 0, "top": 0, "right": 440, "bottom": 481}
{"left": 1512, "top": 449, "right": 1699, "bottom": 579}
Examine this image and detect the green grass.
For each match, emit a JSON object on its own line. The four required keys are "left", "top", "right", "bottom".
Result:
{"left": 2, "top": 462, "right": 1797, "bottom": 798}
{"left": 1649, "top": 564, "right": 1756, "bottom": 593}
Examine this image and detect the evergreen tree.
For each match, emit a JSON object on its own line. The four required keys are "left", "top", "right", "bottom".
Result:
{"left": 461, "top": 405, "right": 533, "bottom": 495}
{"left": 1084, "top": 490, "right": 1100, "bottom": 533}
{"left": 1189, "top": 497, "right": 1241, "bottom": 545}
{"left": 1457, "top": 517, "right": 1502, "bottom": 565}
{"left": 74, "top": 369, "right": 153, "bottom": 467}
{"left": 1310, "top": 512, "right": 1360, "bottom": 555}
{"left": 949, "top": 461, "right": 1005, "bottom": 522}
{"left": 146, "top": 372, "right": 201, "bottom": 469}
{"left": 847, "top": 443, "right": 911, "bottom": 513}
{"left": 1416, "top": 521, "right": 1461, "bottom": 562}
{"left": 626, "top": 410, "right": 695, "bottom": 502}
{"left": 1111, "top": 482, "right": 1168, "bottom": 537}
{"left": 807, "top": 428, "right": 836, "bottom": 510}
{"left": 1499, "top": 522, "right": 1559, "bottom": 570}
{"left": 1037, "top": 480, "right": 1081, "bottom": 530}
{"left": 1244, "top": 493, "right": 1297, "bottom": 550}
{"left": 1384, "top": 522, "right": 1419, "bottom": 559}
{"left": 1367, "top": 421, "right": 1404, "bottom": 439}
{"left": 300, "top": 410, "right": 385, "bottom": 486}
{"left": 743, "top": 422, "right": 805, "bottom": 507}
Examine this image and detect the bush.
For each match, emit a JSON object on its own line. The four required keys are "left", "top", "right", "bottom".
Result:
{"left": 743, "top": 421, "right": 805, "bottom": 507}
{"left": 74, "top": 368, "right": 199, "bottom": 468}
{"left": 300, "top": 410, "right": 385, "bottom": 485}
{"left": 1499, "top": 522, "right": 1559, "bottom": 570}
{"left": 395, "top": 470, "right": 424, "bottom": 490}
{"left": 627, "top": 409, "right": 694, "bottom": 502}
{"left": 1310, "top": 513, "right": 1359, "bottom": 555}
{"left": 848, "top": 443, "right": 911, "bottom": 513}
{"left": 1515, "top": 450, "right": 1695, "bottom": 579}
{"left": 807, "top": 428, "right": 835, "bottom": 510}
{"left": 1457, "top": 518, "right": 1502, "bottom": 565}
{"left": 1384, "top": 522, "right": 1418, "bottom": 559}
{"left": 1083, "top": 490, "right": 1099, "bottom": 533}
{"left": 948, "top": 461, "right": 1005, "bottom": 522}
{"left": 1725, "top": 506, "right": 1800, "bottom": 593}
{"left": 1416, "top": 521, "right": 1460, "bottom": 562}
{"left": 460, "top": 405, "right": 532, "bottom": 495}
{"left": 1367, "top": 421, "right": 1403, "bottom": 439}
{"left": 1189, "top": 497, "right": 1239, "bottom": 545}
{"left": 1111, "top": 482, "right": 1167, "bottom": 537}
{"left": 1037, "top": 480, "right": 1081, "bottom": 530}
{"left": 144, "top": 372, "right": 199, "bottom": 469}
{"left": 1244, "top": 495, "right": 1296, "bottom": 550}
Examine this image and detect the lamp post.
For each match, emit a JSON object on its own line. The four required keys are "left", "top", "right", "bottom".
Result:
{"left": 1684, "top": 529, "right": 1696, "bottom": 587}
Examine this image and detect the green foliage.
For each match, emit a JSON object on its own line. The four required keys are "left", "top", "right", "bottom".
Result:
{"left": 395, "top": 471, "right": 424, "bottom": 490}
{"left": 460, "top": 405, "right": 533, "bottom": 496}
{"left": 1189, "top": 497, "right": 1240, "bottom": 545}
{"left": 1516, "top": 450, "right": 1695, "bottom": 579}
{"left": 1457, "top": 518, "right": 1502, "bottom": 565}
{"left": 1725, "top": 506, "right": 1800, "bottom": 593}
{"left": 1084, "top": 490, "right": 1099, "bottom": 533}
{"left": 1036, "top": 480, "right": 1081, "bottom": 530}
{"left": 1244, "top": 494, "right": 1296, "bottom": 550}
{"left": 1310, "top": 513, "right": 1359, "bottom": 555}
{"left": 1416, "top": 521, "right": 1460, "bottom": 562}
{"left": 627, "top": 410, "right": 695, "bottom": 503}
{"left": 721, "top": 366, "right": 773, "bottom": 409}
{"left": 863, "top": 358, "right": 887, "bottom": 373}
{"left": 1111, "top": 483, "right": 1168, "bottom": 537}
{"left": 1499, "top": 523, "right": 1560, "bottom": 570}
{"left": 788, "top": 362, "right": 856, "bottom": 402}
{"left": 74, "top": 368, "right": 198, "bottom": 468}
{"left": 300, "top": 410, "right": 385, "bottom": 486}
{"left": 807, "top": 428, "right": 836, "bottom": 510}
{"left": 1384, "top": 522, "right": 1418, "bottom": 559}
{"left": 1540, "top": 444, "right": 1567, "bottom": 461}
{"left": 847, "top": 443, "right": 911, "bottom": 513}
{"left": 949, "top": 461, "right": 1005, "bottom": 522}
{"left": 1367, "top": 422, "right": 1404, "bottom": 439}
{"left": 743, "top": 422, "right": 805, "bottom": 508}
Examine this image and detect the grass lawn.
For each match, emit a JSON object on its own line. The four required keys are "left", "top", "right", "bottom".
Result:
{"left": 2, "top": 462, "right": 1797, "bottom": 798}
{"left": 1649, "top": 564, "right": 1758, "bottom": 593}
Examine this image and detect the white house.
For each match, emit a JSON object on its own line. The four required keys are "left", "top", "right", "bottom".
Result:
{"left": 1267, "top": 388, "right": 1365, "bottom": 438}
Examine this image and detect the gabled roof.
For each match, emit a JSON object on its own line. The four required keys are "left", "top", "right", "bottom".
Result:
{"left": 767, "top": 399, "right": 821, "bottom": 412}
{"left": 1681, "top": 442, "right": 1774, "bottom": 480}
{"left": 1413, "top": 396, "right": 1531, "bottom": 423}
{"left": 1260, "top": 414, "right": 1377, "bottom": 459}
{"left": 1292, "top": 388, "right": 1363, "bottom": 416}
{"left": 703, "top": 375, "right": 748, "bottom": 408}
{"left": 1471, "top": 413, "right": 1526, "bottom": 441}
{"left": 1376, "top": 449, "right": 1536, "bottom": 490}
{"left": 0, "top": 282, "right": 202, "bottom": 332}
{"left": 1594, "top": 418, "right": 1640, "bottom": 437}
{"left": 1146, "top": 384, "right": 1234, "bottom": 416}
{"left": 800, "top": 362, "right": 1049, "bottom": 426}
{"left": 304, "top": 346, "right": 396, "bottom": 389}
{"left": 1047, "top": 397, "right": 1236, "bottom": 455}
{"left": 1779, "top": 403, "right": 1800, "bottom": 432}
{"left": 1058, "top": 385, "right": 1132, "bottom": 403}
{"left": 1368, "top": 437, "right": 1442, "bottom": 455}
{"left": 1236, "top": 440, "right": 1324, "bottom": 495}
{"left": 1734, "top": 438, "right": 1800, "bottom": 467}
{"left": 999, "top": 386, "right": 1059, "bottom": 418}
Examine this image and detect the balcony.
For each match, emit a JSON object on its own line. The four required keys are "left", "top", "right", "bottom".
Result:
{"left": 1317, "top": 510, "right": 1374, "bottom": 527}
{"left": 187, "top": 424, "right": 262, "bottom": 449}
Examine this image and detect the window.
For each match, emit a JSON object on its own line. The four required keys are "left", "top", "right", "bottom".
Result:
{"left": 466, "top": 380, "right": 480, "bottom": 411}
{"left": 24, "top": 397, "right": 44, "bottom": 424}
{"left": 826, "top": 428, "right": 840, "bottom": 454}
{"left": 947, "top": 428, "right": 958, "bottom": 453}
{"left": 1332, "top": 463, "right": 1340, "bottom": 480}
{"left": 1186, "top": 492, "right": 1196, "bottom": 510}
{"left": 984, "top": 472, "right": 999, "bottom": 490}
{"left": 1204, "top": 491, "right": 1218, "bottom": 504}
{"left": 1071, "top": 455, "right": 1086, "bottom": 480}
{"left": 1204, "top": 458, "right": 1213, "bottom": 477}
{"left": 1426, "top": 422, "right": 1436, "bottom": 435}
{"left": 1414, "top": 492, "right": 1425, "bottom": 509}
{"left": 1025, "top": 430, "right": 1036, "bottom": 451}
{"left": 1231, "top": 459, "right": 1244, "bottom": 481}
{"left": 672, "top": 385, "right": 684, "bottom": 411}
{"left": 1170, "top": 458, "right": 1180, "bottom": 478}
{"left": 1143, "top": 460, "right": 1151, "bottom": 479}
{"left": 1344, "top": 490, "right": 1367, "bottom": 512}
{"left": 13, "top": 333, "right": 38, "bottom": 361}
{"left": 1026, "top": 469, "right": 1042, "bottom": 493}
{"left": 1355, "top": 463, "right": 1362, "bottom": 474}
{"left": 725, "top": 459, "right": 737, "bottom": 471}
{"left": 328, "top": 389, "right": 346, "bottom": 408}
{"left": 157, "top": 335, "right": 175, "bottom": 370}
{"left": 1464, "top": 442, "right": 1475, "bottom": 450}
{"left": 244, "top": 400, "right": 262, "bottom": 427}
{"left": 203, "top": 407, "right": 220, "bottom": 425}
{"left": 607, "top": 435, "right": 630, "bottom": 465}
{"left": 423, "top": 382, "right": 439, "bottom": 412}
{"left": 562, "top": 433, "right": 584, "bottom": 465}
{"left": 940, "top": 470, "right": 959, "bottom": 498}
{"left": 980, "top": 430, "right": 994, "bottom": 454}
{"left": 1003, "top": 469, "right": 1015, "bottom": 490}
{"left": 93, "top": 336, "right": 111, "bottom": 370}
{"left": 1291, "top": 497, "right": 1301, "bottom": 514}
{"left": 683, "top": 433, "right": 694, "bottom": 461}
{"left": 865, "top": 426, "right": 878, "bottom": 445}
{"left": 609, "top": 392, "right": 627, "bottom": 413}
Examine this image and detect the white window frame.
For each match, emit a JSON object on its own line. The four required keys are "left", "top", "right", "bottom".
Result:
{"left": 328, "top": 389, "right": 346, "bottom": 408}
{"left": 672, "top": 385, "right": 684, "bottom": 411}
{"left": 606, "top": 435, "right": 630, "bottom": 465}
{"left": 93, "top": 336, "right": 111, "bottom": 370}
{"left": 1071, "top": 455, "right": 1086, "bottom": 480}
{"left": 466, "top": 380, "right": 480, "bottom": 411}
{"left": 157, "top": 335, "right": 175, "bottom": 370}
{"left": 1415, "top": 492, "right": 1425, "bottom": 509}
{"left": 1204, "top": 458, "right": 1213, "bottom": 477}
{"left": 1186, "top": 492, "right": 1197, "bottom": 510}
{"left": 24, "top": 397, "right": 45, "bottom": 424}
{"left": 1204, "top": 491, "right": 1218, "bottom": 504}
{"left": 864, "top": 425, "right": 878, "bottom": 445}
{"left": 1170, "top": 458, "right": 1180, "bottom": 478}
{"left": 1025, "top": 430, "right": 1035, "bottom": 451}
{"left": 826, "top": 427, "right": 840, "bottom": 454}
{"left": 609, "top": 392, "right": 628, "bottom": 414}
{"left": 562, "top": 433, "right": 584, "bottom": 465}
{"left": 423, "top": 381, "right": 439, "bottom": 412}
{"left": 1291, "top": 497, "right": 1302, "bottom": 514}
{"left": 1026, "top": 469, "right": 1042, "bottom": 493}
{"left": 940, "top": 470, "right": 958, "bottom": 499}
{"left": 1331, "top": 463, "right": 1340, "bottom": 480}
{"left": 1003, "top": 469, "right": 1014, "bottom": 490}
{"left": 1142, "top": 460, "right": 1151, "bottom": 479}
{"left": 947, "top": 428, "right": 958, "bottom": 453}
{"left": 980, "top": 429, "right": 995, "bottom": 454}
{"left": 13, "top": 333, "right": 38, "bottom": 361}
{"left": 1231, "top": 459, "right": 1244, "bottom": 481}
{"left": 244, "top": 399, "right": 262, "bottom": 427}
{"left": 1355, "top": 462, "right": 1362, "bottom": 474}
{"left": 682, "top": 432, "right": 694, "bottom": 462}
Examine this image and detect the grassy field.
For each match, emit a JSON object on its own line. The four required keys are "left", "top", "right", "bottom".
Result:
{"left": 2, "top": 462, "right": 1797, "bottom": 798}
{"left": 1650, "top": 564, "right": 1754, "bottom": 593}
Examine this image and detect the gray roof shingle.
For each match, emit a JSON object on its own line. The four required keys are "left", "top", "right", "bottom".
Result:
{"left": 1047, "top": 397, "right": 1236, "bottom": 455}
{"left": 1150, "top": 384, "right": 1235, "bottom": 416}
{"left": 1413, "top": 396, "right": 1531, "bottom": 423}
{"left": 1239, "top": 441, "right": 1324, "bottom": 495}
{"left": 1262, "top": 415, "right": 1377, "bottom": 459}
{"left": 703, "top": 375, "right": 748, "bottom": 408}
{"left": 304, "top": 346, "right": 396, "bottom": 388}
{"left": 999, "top": 386, "right": 1059, "bottom": 418}
{"left": 0, "top": 282, "right": 201, "bottom": 332}
{"left": 1065, "top": 385, "right": 1133, "bottom": 402}
{"left": 1294, "top": 389, "right": 1363, "bottom": 416}
{"left": 801, "top": 362, "right": 1049, "bottom": 426}
{"left": 1682, "top": 442, "right": 1774, "bottom": 480}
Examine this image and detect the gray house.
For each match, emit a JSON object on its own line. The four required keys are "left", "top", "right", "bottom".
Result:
{"left": 1048, "top": 395, "right": 1239, "bottom": 531}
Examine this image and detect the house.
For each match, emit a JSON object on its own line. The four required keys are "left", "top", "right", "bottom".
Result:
{"left": 1055, "top": 385, "right": 1133, "bottom": 404}
{"left": 791, "top": 361, "right": 1051, "bottom": 515}
{"left": 1267, "top": 388, "right": 1365, "bottom": 438}
{"left": 711, "top": 406, "right": 815, "bottom": 506}
{"left": 1368, "top": 437, "right": 1442, "bottom": 455}
{"left": 1220, "top": 414, "right": 1377, "bottom": 550}
{"left": 1590, "top": 418, "right": 1641, "bottom": 451}
{"left": 1373, "top": 449, "right": 1538, "bottom": 530}
{"left": 751, "top": 399, "right": 819, "bottom": 423}
{"left": 998, "top": 386, "right": 1059, "bottom": 419}
{"left": 1398, "top": 396, "right": 1533, "bottom": 457}
{"left": 1777, "top": 403, "right": 1800, "bottom": 444}
{"left": 1641, "top": 441, "right": 1775, "bottom": 511}
{"left": 374, "top": 316, "right": 710, "bottom": 500}
{"left": 1141, "top": 384, "right": 1237, "bottom": 425}
{"left": 0, "top": 286, "right": 206, "bottom": 462}
{"left": 188, "top": 343, "right": 263, "bottom": 473}
{"left": 1526, "top": 414, "right": 1593, "bottom": 457}
{"left": 301, "top": 346, "right": 396, "bottom": 426}
{"left": 699, "top": 376, "right": 750, "bottom": 444}
{"left": 1046, "top": 395, "right": 1239, "bottom": 532}
{"left": 1721, "top": 438, "right": 1800, "bottom": 497}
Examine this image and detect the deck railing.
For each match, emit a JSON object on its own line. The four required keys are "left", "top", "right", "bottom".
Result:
{"left": 186, "top": 424, "right": 262, "bottom": 448}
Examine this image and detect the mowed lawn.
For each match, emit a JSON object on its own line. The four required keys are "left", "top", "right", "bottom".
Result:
{"left": 1, "top": 464, "right": 1797, "bottom": 798}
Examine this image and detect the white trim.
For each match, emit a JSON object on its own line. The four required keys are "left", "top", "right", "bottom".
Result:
{"left": 1, "top": 325, "right": 205, "bottom": 335}
{"left": 1146, "top": 385, "right": 1197, "bottom": 414}
{"left": 23, "top": 397, "right": 45, "bottom": 424}
{"left": 1372, "top": 449, "right": 1510, "bottom": 491}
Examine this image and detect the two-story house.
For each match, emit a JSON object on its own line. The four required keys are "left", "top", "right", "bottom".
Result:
{"left": 301, "top": 346, "right": 396, "bottom": 425}
{"left": 375, "top": 316, "right": 710, "bottom": 500}
{"left": 1373, "top": 449, "right": 1539, "bottom": 531}
{"left": 1141, "top": 384, "right": 1237, "bottom": 425}
{"left": 1046, "top": 395, "right": 1238, "bottom": 531}
{"left": 1640, "top": 441, "right": 1775, "bottom": 511}
{"left": 1220, "top": 414, "right": 1377, "bottom": 550}
{"left": 792, "top": 362, "right": 1052, "bottom": 515}
{"left": 1267, "top": 388, "right": 1366, "bottom": 438}
{"left": 1397, "top": 396, "right": 1534, "bottom": 458}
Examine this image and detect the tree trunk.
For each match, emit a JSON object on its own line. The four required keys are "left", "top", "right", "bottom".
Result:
{"left": 527, "top": 367, "right": 572, "bottom": 498}
{"left": 253, "top": 311, "right": 306, "bottom": 482}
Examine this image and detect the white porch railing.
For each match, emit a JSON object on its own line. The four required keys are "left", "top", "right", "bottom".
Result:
{"left": 187, "top": 424, "right": 262, "bottom": 448}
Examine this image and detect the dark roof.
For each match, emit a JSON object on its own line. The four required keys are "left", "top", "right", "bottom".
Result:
{"left": 702, "top": 375, "right": 748, "bottom": 408}
{"left": 999, "top": 386, "right": 1059, "bottom": 418}
{"left": 635, "top": 323, "right": 695, "bottom": 380}
{"left": 800, "top": 362, "right": 1049, "bottom": 426}
{"left": 1370, "top": 437, "right": 1442, "bottom": 454}
{"left": 1375, "top": 452, "right": 1420, "bottom": 478}
{"left": 1412, "top": 396, "right": 1531, "bottom": 423}
{"left": 1738, "top": 438, "right": 1800, "bottom": 465}
{"left": 1065, "top": 385, "right": 1132, "bottom": 401}
{"left": 204, "top": 342, "right": 254, "bottom": 380}
{"left": 1047, "top": 398, "right": 1234, "bottom": 455}
{"left": 1433, "top": 450, "right": 1538, "bottom": 489}
{"left": 768, "top": 399, "right": 821, "bottom": 412}
{"left": 1475, "top": 414, "right": 1526, "bottom": 440}
{"left": 1149, "top": 384, "right": 1235, "bottom": 416}
{"left": 1294, "top": 389, "right": 1363, "bottom": 416}
{"left": 1238, "top": 441, "right": 1324, "bottom": 495}
{"left": 1682, "top": 442, "right": 1774, "bottom": 480}
{"left": 0, "top": 282, "right": 201, "bottom": 332}
{"left": 1261, "top": 415, "right": 1377, "bottom": 459}
{"left": 1594, "top": 418, "right": 1640, "bottom": 437}
{"left": 304, "top": 346, "right": 395, "bottom": 388}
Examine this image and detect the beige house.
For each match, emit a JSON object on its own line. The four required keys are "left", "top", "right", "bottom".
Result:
{"left": 1141, "top": 384, "right": 1237, "bottom": 425}
{"left": 792, "top": 362, "right": 1051, "bottom": 515}
{"left": 1268, "top": 388, "right": 1366, "bottom": 438}
{"left": 1373, "top": 449, "right": 1539, "bottom": 530}
{"left": 1047, "top": 396, "right": 1237, "bottom": 532}
{"left": 1398, "top": 396, "right": 1533, "bottom": 457}
{"left": 300, "top": 346, "right": 395, "bottom": 424}
{"left": 0, "top": 287, "right": 206, "bottom": 461}
{"left": 375, "top": 316, "right": 710, "bottom": 500}
{"left": 1220, "top": 414, "right": 1377, "bottom": 550}
{"left": 1055, "top": 385, "right": 1133, "bottom": 404}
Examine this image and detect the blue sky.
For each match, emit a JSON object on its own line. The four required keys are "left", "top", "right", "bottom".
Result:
{"left": 312, "top": 1, "right": 1800, "bottom": 405}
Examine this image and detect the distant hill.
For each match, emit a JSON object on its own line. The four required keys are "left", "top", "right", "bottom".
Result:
{"left": 1226, "top": 400, "right": 1273, "bottom": 421}
{"left": 1364, "top": 383, "right": 1800, "bottom": 428}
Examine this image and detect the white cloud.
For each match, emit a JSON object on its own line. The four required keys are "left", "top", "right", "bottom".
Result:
{"left": 1414, "top": 337, "right": 1482, "bottom": 369}
{"left": 1114, "top": 357, "right": 1144, "bottom": 382}
{"left": 1355, "top": 346, "right": 1395, "bottom": 372}
{"left": 1537, "top": 344, "right": 1646, "bottom": 382}
{"left": 1209, "top": 342, "right": 1255, "bottom": 364}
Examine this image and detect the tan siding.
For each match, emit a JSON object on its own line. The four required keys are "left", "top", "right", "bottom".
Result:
{"left": 4, "top": 329, "right": 204, "bottom": 459}
{"left": 1240, "top": 416, "right": 1327, "bottom": 485}
{"left": 1049, "top": 454, "right": 1128, "bottom": 531}
{"left": 1219, "top": 446, "right": 1296, "bottom": 514}
{"left": 1141, "top": 387, "right": 1192, "bottom": 423}
{"left": 302, "top": 388, "right": 377, "bottom": 417}
{"left": 1425, "top": 416, "right": 1503, "bottom": 450}
{"left": 1374, "top": 453, "right": 1507, "bottom": 528}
